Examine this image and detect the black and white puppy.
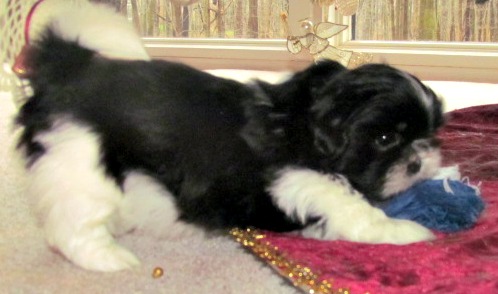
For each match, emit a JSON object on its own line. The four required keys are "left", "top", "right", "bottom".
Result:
{"left": 17, "top": 3, "right": 443, "bottom": 271}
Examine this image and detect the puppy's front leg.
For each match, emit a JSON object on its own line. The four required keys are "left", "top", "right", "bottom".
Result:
{"left": 269, "top": 168, "right": 434, "bottom": 244}
{"left": 27, "top": 121, "right": 139, "bottom": 271}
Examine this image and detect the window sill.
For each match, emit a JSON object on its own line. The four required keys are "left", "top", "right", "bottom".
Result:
{"left": 341, "top": 41, "right": 498, "bottom": 83}
{"left": 143, "top": 38, "right": 498, "bottom": 83}
{"left": 144, "top": 38, "right": 312, "bottom": 72}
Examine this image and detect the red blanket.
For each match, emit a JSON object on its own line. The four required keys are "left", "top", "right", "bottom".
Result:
{"left": 232, "top": 104, "right": 498, "bottom": 294}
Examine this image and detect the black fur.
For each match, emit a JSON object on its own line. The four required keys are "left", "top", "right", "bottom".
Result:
{"left": 17, "top": 30, "right": 443, "bottom": 233}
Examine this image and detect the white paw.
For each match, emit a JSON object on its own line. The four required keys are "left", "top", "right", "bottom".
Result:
{"left": 268, "top": 167, "right": 435, "bottom": 245}
{"left": 70, "top": 242, "right": 140, "bottom": 272}
{"left": 303, "top": 216, "right": 435, "bottom": 245}
{"left": 342, "top": 218, "right": 435, "bottom": 245}
{"left": 378, "top": 219, "right": 435, "bottom": 245}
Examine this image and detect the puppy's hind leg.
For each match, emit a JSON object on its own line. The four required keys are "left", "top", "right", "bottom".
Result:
{"left": 269, "top": 168, "right": 435, "bottom": 244}
{"left": 108, "top": 172, "right": 202, "bottom": 240}
{"left": 27, "top": 120, "right": 139, "bottom": 271}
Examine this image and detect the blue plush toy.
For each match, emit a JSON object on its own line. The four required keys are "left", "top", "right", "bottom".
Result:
{"left": 378, "top": 179, "right": 485, "bottom": 233}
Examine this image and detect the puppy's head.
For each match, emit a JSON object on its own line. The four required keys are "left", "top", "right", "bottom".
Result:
{"left": 308, "top": 61, "right": 444, "bottom": 201}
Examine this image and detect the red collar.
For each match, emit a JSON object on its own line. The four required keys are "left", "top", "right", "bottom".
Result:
{"left": 13, "top": 0, "right": 45, "bottom": 77}
{"left": 24, "top": 0, "right": 46, "bottom": 44}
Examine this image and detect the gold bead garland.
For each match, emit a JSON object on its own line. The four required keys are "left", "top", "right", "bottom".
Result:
{"left": 230, "top": 228, "right": 350, "bottom": 294}
{"left": 152, "top": 266, "right": 164, "bottom": 278}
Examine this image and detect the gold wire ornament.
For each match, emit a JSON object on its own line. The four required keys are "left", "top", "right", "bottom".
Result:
{"left": 286, "top": 19, "right": 348, "bottom": 55}
{"left": 286, "top": 18, "right": 372, "bottom": 68}
{"left": 286, "top": 19, "right": 354, "bottom": 66}
{"left": 314, "top": 46, "right": 353, "bottom": 66}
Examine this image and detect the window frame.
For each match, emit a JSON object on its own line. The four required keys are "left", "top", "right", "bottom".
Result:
{"left": 143, "top": 37, "right": 312, "bottom": 72}
{"left": 142, "top": 2, "right": 498, "bottom": 83}
{"left": 142, "top": 0, "right": 314, "bottom": 71}
{"left": 331, "top": 12, "right": 498, "bottom": 83}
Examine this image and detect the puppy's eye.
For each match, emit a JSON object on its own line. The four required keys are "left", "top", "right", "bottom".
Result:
{"left": 375, "top": 132, "right": 401, "bottom": 150}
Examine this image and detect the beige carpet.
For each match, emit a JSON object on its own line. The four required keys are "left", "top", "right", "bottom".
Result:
{"left": 0, "top": 91, "right": 298, "bottom": 294}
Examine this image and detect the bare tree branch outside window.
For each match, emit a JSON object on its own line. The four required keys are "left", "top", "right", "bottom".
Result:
{"left": 90, "top": 0, "right": 289, "bottom": 38}
{"left": 354, "top": 0, "right": 497, "bottom": 42}
{"left": 90, "top": 0, "right": 496, "bottom": 42}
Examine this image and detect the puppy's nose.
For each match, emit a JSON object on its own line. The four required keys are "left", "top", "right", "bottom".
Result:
{"left": 407, "top": 157, "right": 422, "bottom": 175}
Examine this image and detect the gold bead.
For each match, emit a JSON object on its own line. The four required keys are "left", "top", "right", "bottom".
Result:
{"left": 152, "top": 267, "right": 164, "bottom": 278}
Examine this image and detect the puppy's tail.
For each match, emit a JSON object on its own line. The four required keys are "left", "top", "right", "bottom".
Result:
{"left": 22, "top": 0, "right": 149, "bottom": 87}
{"left": 26, "top": 29, "right": 96, "bottom": 87}
{"left": 28, "top": 0, "right": 149, "bottom": 61}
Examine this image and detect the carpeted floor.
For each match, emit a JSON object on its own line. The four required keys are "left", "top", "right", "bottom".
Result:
{"left": 0, "top": 91, "right": 299, "bottom": 294}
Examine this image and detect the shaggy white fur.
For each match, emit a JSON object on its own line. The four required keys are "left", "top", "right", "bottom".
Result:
{"left": 27, "top": 119, "right": 140, "bottom": 271}
{"left": 269, "top": 168, "right": 435, "bottom": 244}
{"left": 29, "top": 0, "right": 149, "bottom": 61}
{"left": 28, "top": 117, "right": 204, "bottom": 271}
{"left": 108, "top": 172, "right": 202, "bottom": 240}
{"left": 382, "top": 141, "right": 442, "bottom": 198}
{"left": 20, "top": 0, "right": 156, "bottom": 271}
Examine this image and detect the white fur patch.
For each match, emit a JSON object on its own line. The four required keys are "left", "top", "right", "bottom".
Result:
{"left": 108, "top": 172, "right": 202, "bottom": 240}
{"left": 404, "top": 72, "right": 434, "bottom": 111}
{"left": 27, "top": 119, "right": 139, "bottom": 271}
{"left": 269, "top": 167, "right": 434, "bottom": 244}
{"left": 382, "top": 146, "right": 442, "bottom": 198}
{"left": 30, "top": 0, "right": 150, "bottom": 61}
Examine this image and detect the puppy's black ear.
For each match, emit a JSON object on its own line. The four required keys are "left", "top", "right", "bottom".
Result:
{"left": 424, "top": 85, "right": 445, "bottom": 130}
{"left": 297, "top": 60, "right": 347, "bottom": 98}
{"left": 278, "top": 60, "right": 347, "bottom": 159}
{"left": 253, "top": 60, "right": 346, "bottom": 113}
{"left": 408, "top": 73, "right": 445, "bottom": 130}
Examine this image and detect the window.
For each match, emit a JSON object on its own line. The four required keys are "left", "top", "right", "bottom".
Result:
{"left": 91, "top": 0, "right": 498, "bottom": 83}
{"left": 330, "top": 0, "right": 498, "bottom": 83}
{"left": 89, "top": 0, "right": 312, "bottom": 71}
{"left": 353, "top": 0, "right": 497, "bottom": 42}
{"left": 93, "top": 0, "right": 290, "bottom": 39}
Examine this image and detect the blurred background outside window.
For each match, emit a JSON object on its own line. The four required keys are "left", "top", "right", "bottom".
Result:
{"left": 353, "top": 0, "right": 497, "bottom": 42}
{"left": 91, "top": 0, "right": 290, "bottom": 38}
{"left": 91, "top": 0, "right": 497, "bottom": 43}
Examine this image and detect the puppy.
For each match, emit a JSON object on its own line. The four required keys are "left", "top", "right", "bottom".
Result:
{"left": 16, "top": 3, "right": 443, "bottom": 271}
